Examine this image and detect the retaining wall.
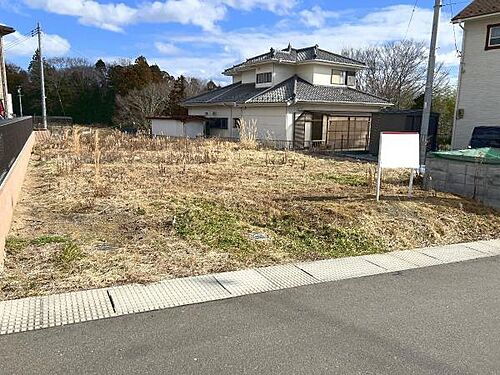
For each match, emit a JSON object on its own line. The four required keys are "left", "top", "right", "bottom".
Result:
{"left": 425, "top": 156, "right": 500, "bottom": 210}
{"left": 0, "top": 133, "right": 35, "bottom": 270}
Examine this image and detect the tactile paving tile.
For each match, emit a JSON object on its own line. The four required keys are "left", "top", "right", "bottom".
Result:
{"left": 108, "top": 283, "right": 169, "bottom": 315}
{"left": 360, "top": 253, "right": 419, "bottom": 272}
{"left": 388, "top": 250, "right": 444, "bottom": 267}
{"left": 296, "top": 257, "right": 385, "bottom": 282}
{"left": 484, "top": 239, "right": 500, "bottom": 248}
{"left": 108, "top": 275, "right": 232, "bottom": 315}
{"left": 255, "top": 264, "right": 319, "bottom": 289}
{"left": 417, "top": 244, "right": 486, "bottom": 263}
{"left": 0, "top": 289, "right": 115, "bottom": 335}
{"left": 214, "top": 269, "right": 277, "bottom": 296}
{"left": 463, "top": 240, "right": 500, "bottom": 256}
{"left": 159, "top": 275, "right": 232, "bottom": 306}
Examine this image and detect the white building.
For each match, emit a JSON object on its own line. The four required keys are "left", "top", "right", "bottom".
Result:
{"left": 451, "top": 0, "right": 500, "bottom": 149}
{"left": 0, "top": 24, "right": 15, "bottom": 119}
{"left": 182, "top": 45, "right": 392, "bottom": 150}
{"left": 149, "top": 115, "right": 205, "bottom": 138}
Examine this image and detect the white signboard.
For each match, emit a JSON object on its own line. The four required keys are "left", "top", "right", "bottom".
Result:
{"left": 376, "top": 132, "right": 420, "bottom": 201}
{"left": 379, "top": 132, "right": 420, "bottom": 168}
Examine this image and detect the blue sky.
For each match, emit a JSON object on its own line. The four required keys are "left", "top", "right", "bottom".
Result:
{"left": 1, "top": 0, "right": 465, "bottom": 83}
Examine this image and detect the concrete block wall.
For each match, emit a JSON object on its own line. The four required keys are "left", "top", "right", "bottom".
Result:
{"left": 425, "top": 156, "right": 500, "bottom": 210}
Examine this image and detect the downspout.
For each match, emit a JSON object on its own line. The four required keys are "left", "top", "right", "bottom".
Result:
{"left": 223, "top": 102, "right": 237, "bottom": 138}
{"left": 451, "top": 22, "right": 465, "bottom": 150}
{"left": 0, "top": 36, "right": 8, "bottom": 118}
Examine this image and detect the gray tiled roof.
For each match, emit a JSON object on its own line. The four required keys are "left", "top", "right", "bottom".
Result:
{"left": 183, "top": 75, "right": 391, "bottom": 106}
{"left": 452, "top": 0, "right": 500, "bottom": 21}
{"left": 294, "top": 77, "right": 390, "bottom": 104}
{"left": 224, "top": 45, "right": 365, "bottom": 75}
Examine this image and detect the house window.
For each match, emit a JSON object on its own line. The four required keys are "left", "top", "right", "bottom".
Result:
{"left": 486, "top": 24, "right": 500, "bottom": 49}
{"left": 207, "top": 118, "right": 228, "bottom": 129}
{"left": 331, "top": 70, "right": 346, "bottom": 85}
{"left": 256, "top": 72, "right": 272, "bottom": 84}
{"left": 233, "top": 118, "right": 241, "bottom": 128}
{"left": 346, "top": 71, "right": 356, "bottom": 86}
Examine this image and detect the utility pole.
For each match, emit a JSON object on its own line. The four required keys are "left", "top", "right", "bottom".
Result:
{"left": 17, "top": 86, "right": 23, "bottom": 117}
{"left": 36, "top": 22, "right": 47, "bottom": 129}
{"left": 419, "top": 0, "right": 441, "bottom": 169}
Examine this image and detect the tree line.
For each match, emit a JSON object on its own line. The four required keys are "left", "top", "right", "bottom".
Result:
{"left": 6, "top": 53, "right": 217, "bottom": 129}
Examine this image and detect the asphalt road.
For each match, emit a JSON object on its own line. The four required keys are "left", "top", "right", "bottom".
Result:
{"left": 2, "top": 256, "right": 500, "bottom": 374}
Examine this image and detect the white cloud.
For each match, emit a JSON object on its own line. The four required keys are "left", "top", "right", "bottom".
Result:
{"left": 3, "top": 31, "right": 70, "bottom": 57}
{"left": 23, "top": 0, "right": 297, "bottom": 33}
{"left": 154, "top": 42, "right": 182, "bottom": 55}
{"left": 299, "top": 6, "right": 340, "bottom": 28}
{"left": 150, "top": 55, "right": 235, "bottom": 83}
{"left": 164, "top": 4, "right": 462, "bottom": 79}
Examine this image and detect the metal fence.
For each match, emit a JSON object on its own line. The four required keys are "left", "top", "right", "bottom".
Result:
{"left": 0, "top": 117, "right": 33, "bottom": 184}
{"left": 33, "top": 116, "right": 73, "bottom": 128}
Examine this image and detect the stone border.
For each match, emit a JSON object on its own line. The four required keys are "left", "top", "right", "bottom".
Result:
{"left": 0, "top": 239, "right": 499, "bottom": 335}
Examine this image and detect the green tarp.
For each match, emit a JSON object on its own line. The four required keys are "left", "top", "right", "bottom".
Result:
{"left": 430, "top": 147, "right": 500, "bottom": 165}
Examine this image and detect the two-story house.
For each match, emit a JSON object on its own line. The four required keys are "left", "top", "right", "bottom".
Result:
{"left": 182, "top": 45, "right": 392, "bottom": 150}
{"left": 451, "top": 0, "right": 500, "bottom": 149}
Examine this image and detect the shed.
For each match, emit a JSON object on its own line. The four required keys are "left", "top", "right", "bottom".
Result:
{"left": 369, "top": 110, "right": 440, "bottom": 155}
{"left": 148, "top": 116, "right": 206, "bottom": 138}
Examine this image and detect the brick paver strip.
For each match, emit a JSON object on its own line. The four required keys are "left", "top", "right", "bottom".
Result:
{"left": 0, "top": 239, "right": 498, "bottom": 335}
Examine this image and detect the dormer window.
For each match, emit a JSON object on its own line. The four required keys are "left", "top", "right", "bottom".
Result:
{"left": 346, "top": 71, "right": 356, "bottom": 86}
{"left": 256, "top": 72, "right": 272, "bottom": 84}
{"left": 331, "top": 70, "right": 345, "bottom": 85}
{"left": 331, "top": 70, "right": 356, "bottom": 86}
{"left": 486, "top": 24, "right": 500, "bottom": 50}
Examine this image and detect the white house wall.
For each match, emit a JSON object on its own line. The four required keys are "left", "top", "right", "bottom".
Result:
{"left": 241, "top": 70, "right": 256, "bottom": 84}
{"left": 187, "top": 105, "right": 289, "bottom": 140}
{"left": 151, "top": 119, "right": 204, "bottom": 138}
{"left": 152, "top": 119, "right": 184, "bottom": 137}
{"left": 452, "top": 15, "right": 500, "bottom": 149}
{"left": 273, "top": 64, "right": 295, "bottom": 85}
{"left": 232, "top": 73, "right": 242, "bottom": 83}
{"left": 296, "top": 64, "right": 314, "bottom": 83}
{"left": 312, "top": 65, "right": 333, "bottom": 86}
{"left": 240, "top": 106, "right": 288, "bottom": 140}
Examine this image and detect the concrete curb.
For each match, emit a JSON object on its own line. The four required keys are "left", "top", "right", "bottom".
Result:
{"left": 1, "top": 239, "right": 499, "bottom": 335}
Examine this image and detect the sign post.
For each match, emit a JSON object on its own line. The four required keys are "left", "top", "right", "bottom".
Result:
{"left": 376, "top": 132, "right": 420, "bottom": 201}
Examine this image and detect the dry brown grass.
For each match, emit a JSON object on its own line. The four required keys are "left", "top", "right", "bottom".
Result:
{"left": 2, "top": 126, "right": 499, "bottom": 300}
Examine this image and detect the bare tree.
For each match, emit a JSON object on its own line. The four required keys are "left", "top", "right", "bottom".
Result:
{"left": 114, "top": 81, "right": 174, "bottom": 130}
{"left": 342, "top": 40, "right": 450, "bottom": 109}
{"left": 184, "top": 77, "right": 210, "bottom": 98}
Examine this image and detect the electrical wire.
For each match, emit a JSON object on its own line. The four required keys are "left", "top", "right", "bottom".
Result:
{"left": 403, "top": 0, "right": 419, "bottom": 42}
{"left": 43, "top": 32, "right": 88, "bottom": 60}
{"left": 445, "top": 2, "right": 461, "bottom": 56}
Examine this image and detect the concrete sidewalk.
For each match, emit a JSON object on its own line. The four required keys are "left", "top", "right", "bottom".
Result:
{"left": 2, "top": 256, "right": 500, "bottom": 374}
{"left": 1, "top": 239, "right": 499, "bottom": 335}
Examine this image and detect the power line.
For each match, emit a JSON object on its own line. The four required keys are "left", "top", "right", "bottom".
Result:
{"left": 403, "top": 0, "right": 419, "bottom": 41}
{"left": 445, "top": 2, "right": 461, "bottom": 56}
{"left": 43, "top": 32, "right": 89, "bottom": 60}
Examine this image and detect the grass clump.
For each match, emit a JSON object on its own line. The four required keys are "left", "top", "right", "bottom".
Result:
{"left": 30, "top": 235, "right": 69, "bottom": 246}
{"left": 174, "top": 199, "right": 255, "bottom": 256}
{"left": 5, "top": 236, "right": 29, "bottom": 254}
{"left": 270, "top": 217, "right": 383, "bottom": 259}
{"left": 53, "top": 242, "right": 83, "bottom": 266}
